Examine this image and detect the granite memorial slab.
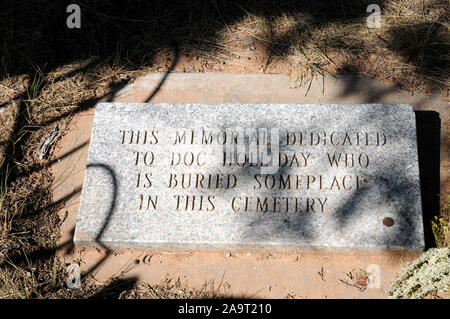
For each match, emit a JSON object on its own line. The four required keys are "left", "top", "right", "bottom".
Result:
{"left": 74, "top": 103, "right": 424, "bottom": 251}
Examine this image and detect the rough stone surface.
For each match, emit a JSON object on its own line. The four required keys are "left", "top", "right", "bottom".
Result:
{"left": 74, "top": 103, "right": 424, "bottom": 251}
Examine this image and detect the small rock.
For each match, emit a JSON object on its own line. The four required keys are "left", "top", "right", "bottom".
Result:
{"left": 37, "top": 126, "right": 59, "bottom": 160}
{"left": 409, "top": 92, "right": 414, "bottom": 96}
{"left": 222, "top": 61, "right": 226, "bottom": 65}
{"left": 193, "top": 56, "right": 199, "bottom": 60}
{"left": 424, "top": 7, "right": 430, "bottom": 15}
{"left": 0, "top": 107, "right": 5, "bottom": 113}
{"left": 237, "top": 55, "right": 240, "bottom": 59}
{"left": 66, "top": 264, "right": 81, "bottom": 289}
{"left": 226, "top": 252, "right": 232, "bottom": 258}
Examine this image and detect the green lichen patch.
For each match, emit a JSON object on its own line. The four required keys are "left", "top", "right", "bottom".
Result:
{"left": 389, "top": 248, "right": 450, "bottom": 299}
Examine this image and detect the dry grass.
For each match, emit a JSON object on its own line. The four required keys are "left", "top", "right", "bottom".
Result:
{"left": 212, "top": 0, "right": 449, "bottom": 96}
{"left": 0, "top": 0, "right": 448, "bottom": 298}
{"left": 0, "top": 262, "right": 230, "bottom": 299}
{"left": 120, "top": 275, "right": 230, "bottom": 299}
{"left": 432, "top": 196, "right": 450, "bottom": 248}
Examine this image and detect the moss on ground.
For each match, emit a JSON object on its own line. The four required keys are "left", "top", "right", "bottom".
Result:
{"left": 389, "top": 248, "right": 450, "bottom": 299}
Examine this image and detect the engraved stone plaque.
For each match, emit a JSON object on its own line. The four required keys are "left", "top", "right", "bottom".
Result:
{"left": 74, "top": 103, "right": 424, "bottom": 251}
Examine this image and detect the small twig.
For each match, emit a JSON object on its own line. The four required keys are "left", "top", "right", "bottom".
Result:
{"left": 318, "top": 267, "right": 326, "bottom": 282}
{"left": 339, "top": 279, "right": 366, "bottom": 292}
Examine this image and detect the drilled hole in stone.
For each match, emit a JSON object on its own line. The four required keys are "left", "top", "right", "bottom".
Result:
{"left": 383, "top": 217, "right": 394, "bottom": 227}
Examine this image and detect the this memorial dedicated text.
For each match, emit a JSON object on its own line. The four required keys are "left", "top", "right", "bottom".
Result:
{"left": 118, "top": 129, "right": 387, "bottom": 215}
